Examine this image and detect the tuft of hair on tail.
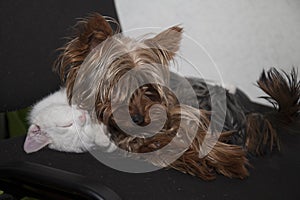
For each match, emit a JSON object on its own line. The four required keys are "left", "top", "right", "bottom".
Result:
{"left": 258, "top": 67, "right": 299, "bottom": 123}
{"left": 245, "top": 67, "right": 299, "bottom": 155}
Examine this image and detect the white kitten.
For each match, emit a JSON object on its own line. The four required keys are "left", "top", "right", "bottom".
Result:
{"left": 24, "top": 88, "right": 117, "bottom": 153}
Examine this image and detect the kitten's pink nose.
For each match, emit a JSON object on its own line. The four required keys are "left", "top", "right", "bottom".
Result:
{"left": 79, "top": 112, "right": 86, "bottom": 124}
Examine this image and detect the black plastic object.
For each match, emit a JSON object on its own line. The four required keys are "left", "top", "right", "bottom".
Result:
{"left": 0, "top": 161, "right": 121, "bottom": 200}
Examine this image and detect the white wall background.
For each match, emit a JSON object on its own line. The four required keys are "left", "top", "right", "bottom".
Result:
{"left": 115, "top": 0, "right": 300, "bottom": 104}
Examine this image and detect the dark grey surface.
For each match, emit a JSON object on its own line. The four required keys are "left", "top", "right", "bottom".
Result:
{"left": 0, "top": 118, "right": 299, "bottom": 200}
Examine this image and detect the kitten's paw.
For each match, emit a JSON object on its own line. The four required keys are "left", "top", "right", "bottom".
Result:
{"left": 94, "top": 129, "right": 117, "bottom": 152}
{"left": 106, "top": 142, "right": 118, "bottom": 152}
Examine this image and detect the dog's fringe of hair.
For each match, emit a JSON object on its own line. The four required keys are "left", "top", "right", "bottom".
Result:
{"left": 111, "top": 105, "right": 249, "bottom": 180}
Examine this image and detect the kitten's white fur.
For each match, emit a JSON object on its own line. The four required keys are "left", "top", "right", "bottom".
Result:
{"left": 25, "top": 88, "right": 116, "bottom": 153}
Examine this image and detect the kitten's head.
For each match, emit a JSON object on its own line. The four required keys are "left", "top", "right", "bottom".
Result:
{"left": 24, "top": 104, "right": 96, "bottom": 153}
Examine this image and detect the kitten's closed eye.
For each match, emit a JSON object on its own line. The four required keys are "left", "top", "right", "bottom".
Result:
{"left": 57, "top": 123, "right": 73, "bottom": 128}
{"left": 54, "top": 111, "right": 87, "bottom": 128}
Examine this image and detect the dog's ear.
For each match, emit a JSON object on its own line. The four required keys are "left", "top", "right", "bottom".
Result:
{"left": 54, "top": 13, "right": 115, "bottom": 83}
{"left": 145, "top": 26, "right": 183, "bottom": 62}
{"left": 76, "top": 13, "right": 115, "bottom": 50}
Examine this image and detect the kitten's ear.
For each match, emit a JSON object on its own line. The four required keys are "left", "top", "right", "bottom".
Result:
{"left": 24, "top": 125, "right": 51, "bottom": 153}
{"left": 54, "top": 13, "right": 116, "bottom": 83}
{"left": 144, "top": 26, "right": 183, "bottom": 62}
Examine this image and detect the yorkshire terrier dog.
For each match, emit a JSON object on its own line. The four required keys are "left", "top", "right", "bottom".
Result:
{"left": 54, "top": 13, "right": 299, "bottom": 180}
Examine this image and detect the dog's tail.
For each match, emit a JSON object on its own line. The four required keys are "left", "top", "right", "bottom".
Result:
{"left": 245, "top": 67, "right": 299, "bottom": 155}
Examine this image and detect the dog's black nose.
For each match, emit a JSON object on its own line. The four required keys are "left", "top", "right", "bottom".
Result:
{"left": 131, "top": 114, "right": 144, "bottom": 124}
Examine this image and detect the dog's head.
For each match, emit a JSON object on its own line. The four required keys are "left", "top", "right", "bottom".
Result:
{"left": 55, "top": 13, "right": 184, "bottom": 150}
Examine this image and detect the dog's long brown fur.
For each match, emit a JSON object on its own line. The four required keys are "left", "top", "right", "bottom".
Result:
{"left": 54, "top": 13, "right": 118, "bottom": 103}
{"left": 54, "top": 13, "right": 299, "bottom": 180}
